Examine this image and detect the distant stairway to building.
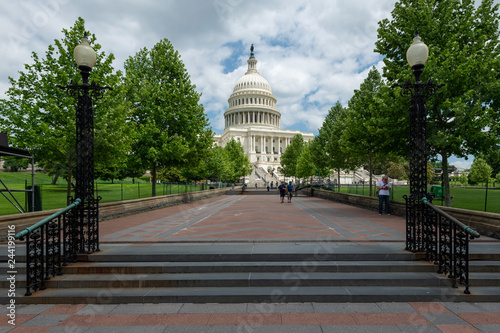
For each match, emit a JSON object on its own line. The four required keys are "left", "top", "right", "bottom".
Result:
{"left": 3, "top": 243, "right": 500, "bottom": 304}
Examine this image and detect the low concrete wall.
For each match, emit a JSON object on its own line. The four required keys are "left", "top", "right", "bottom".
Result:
{"left": 309, "top": 189, "right": 500, "bottom": 239}
{"left": 0, "top": 187, "right": 231, "bottom": 241}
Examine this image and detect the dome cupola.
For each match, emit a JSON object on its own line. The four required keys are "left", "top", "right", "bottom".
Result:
{"left": 224, "top": 45, "right": 281, "bottom": 131}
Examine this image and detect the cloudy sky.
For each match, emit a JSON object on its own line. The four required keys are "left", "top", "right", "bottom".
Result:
{"left": 1, "top": 0, "right": 496, "bottom": 169}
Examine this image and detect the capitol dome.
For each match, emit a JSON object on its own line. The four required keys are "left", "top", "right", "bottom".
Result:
{"left": 224, "top": 45, "right": 281, "bottom": 130}
{"left": 233, "top": 72, "right": 272, "bottom": 93}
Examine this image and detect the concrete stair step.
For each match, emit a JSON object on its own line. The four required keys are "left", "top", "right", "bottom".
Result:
{"left": 7, "top": 286, "right": 500, "bottom": 304}
{"left": 469, "top": 260, "right": 500, "bottom": 272}
{"left": 3, "top": 260, "right": 498, "bottom": 275}
{"left": 3, "top": 271, "right": 457, "bottom": 289}
{"left": 75, "top": 252, "right": 427, "bottom": 262}
{"left": 48, "top": 260, "right": 439, "bottom": 274}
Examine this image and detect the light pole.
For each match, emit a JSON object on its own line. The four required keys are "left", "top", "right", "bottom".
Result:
{"left": 395, "top": 33, "right": 442, "bottom": 252}
{"left": 58, "top": 32, "right": 111, "bottom": 255}
{"left": 283, "top": 165, "right": 286, "bottom": 183}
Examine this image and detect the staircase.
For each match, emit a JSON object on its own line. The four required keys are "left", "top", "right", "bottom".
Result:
{"left": 3, "top": 243, "right": 500, "bottom": 304}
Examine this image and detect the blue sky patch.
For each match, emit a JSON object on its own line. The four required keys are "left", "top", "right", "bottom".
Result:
{"left": 221, "top": 40, "right": 245, "bottom": 74}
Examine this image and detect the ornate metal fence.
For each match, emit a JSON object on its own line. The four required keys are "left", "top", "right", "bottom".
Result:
{"left": 14, "top": 199, "right": 82, "bottom": 296}
{"left": 404, "top": 196, "right": 480, "bottom": 294}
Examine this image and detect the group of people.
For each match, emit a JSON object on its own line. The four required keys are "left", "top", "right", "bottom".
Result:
{"left": 257, "top": 174, "right": 392, "bottom": 213}
{"left": 278, "top": 181, "right": 294, "bottom": 203}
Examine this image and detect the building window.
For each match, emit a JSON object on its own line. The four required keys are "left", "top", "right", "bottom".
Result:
{"left": 267, "top": 157, "right": 270, "bottom": 161}
{"left": 257, "top": 157, "right": 259, "bottom": 161}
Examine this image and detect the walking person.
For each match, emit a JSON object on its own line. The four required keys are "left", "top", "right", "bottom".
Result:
{"left": 278, "top": 181, "right": 287, "bottom": 204}
{"left": 376, "top": 175, "right": 391, "bottom": 215}
{"left": 266, "top": 182, "right": 270, "bottom": 192}
{"left": 287, "top": 181, "right": 294, "bottom": 203}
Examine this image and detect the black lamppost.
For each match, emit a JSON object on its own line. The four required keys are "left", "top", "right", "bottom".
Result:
{"left": 396, "top": 33, "right": 442, "bottom": 252}
{"left": 59, "top": 32, "right": 110, "bottom": 255}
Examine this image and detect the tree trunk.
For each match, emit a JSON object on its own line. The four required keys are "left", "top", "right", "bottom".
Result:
{"left": 51, "top": 173, "right": 59, "bottom": 185}
{"left": 66, "top": 172, "right": 72, "bottom": 206}
{"left": 151, "top": 163, "right": 157, "bottom": 197}
{"left": 485, "top": 180, "right": 489, "bottom": 212}
{"left": 442, "top": 153, "right": 452, "bottom": 207}
{"left": 337, "top": 167, "right": 341, "bottom": 192}
{"left": 369, "top": 153, "right": 373, "bottom": 196}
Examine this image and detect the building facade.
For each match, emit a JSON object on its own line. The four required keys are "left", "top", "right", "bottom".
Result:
{"left": 214, "top": 45, "right": 314, "bottom": 173}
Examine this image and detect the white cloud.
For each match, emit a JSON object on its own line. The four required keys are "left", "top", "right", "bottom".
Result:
{"left": 1, "top": 0, "right": 497, "bottom": 170}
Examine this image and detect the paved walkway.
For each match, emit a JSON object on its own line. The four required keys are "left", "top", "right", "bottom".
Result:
{"left": 2, "top": 302, "right": 500, "bottom": 332}
{"left": 99, "top": 191, "right": 408, "bottom": 243}
{"left": 3, "top": 190, "right": 499, "bottom": 332}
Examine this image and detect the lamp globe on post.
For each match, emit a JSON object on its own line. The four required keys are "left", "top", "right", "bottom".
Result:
{"left": 73, "top": 33, "right": 96, "bottom": 85}
{"left": 406, "top": 34, "right": 429, "bottom": 83}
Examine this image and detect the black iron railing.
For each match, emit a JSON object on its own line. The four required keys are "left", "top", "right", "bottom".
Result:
{"left": 404, "top": 195, "right": 480, "bottom": 294}
{"left": 14, "top": 199, "right": 82, "bottom": 296}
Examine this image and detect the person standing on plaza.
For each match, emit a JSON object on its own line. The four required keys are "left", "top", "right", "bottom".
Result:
{"left": 376, "top": 175, "right": 391, "bottom": 215}
{"left": 287, "top": 181, "right": 294, "bottom": 203}
{"left": 266, "top": 182, "right": 270, "bottom": 192}
{"left": 278, "top": 181, "right": 287, "bottom": 204}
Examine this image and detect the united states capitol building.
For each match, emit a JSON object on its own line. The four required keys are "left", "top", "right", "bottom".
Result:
{"left": 213, "top": 46, "right": 314, "bottom": 183}
{"left": 212, "top": 46, "right": 388, "bottom": 186}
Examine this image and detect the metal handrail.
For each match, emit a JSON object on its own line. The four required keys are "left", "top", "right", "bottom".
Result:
{"left": 14, "top": 198, "right": 82, "bottom": 296}
{"left": 14, "top": 198, "right": 81, "bottom": 240}
{"left": 422, "top": 197, "right": 480, "bottom": 239}
{"left": 405, "top": 196, "right": 481, "bottom": 294}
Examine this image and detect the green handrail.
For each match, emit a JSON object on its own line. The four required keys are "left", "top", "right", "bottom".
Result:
{"left": 14, "top": 198, "right": 81, "bottom": 240}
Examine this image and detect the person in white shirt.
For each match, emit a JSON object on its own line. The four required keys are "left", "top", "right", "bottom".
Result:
{"left": 376, "top": 175, "right": 392, "bottom": 215}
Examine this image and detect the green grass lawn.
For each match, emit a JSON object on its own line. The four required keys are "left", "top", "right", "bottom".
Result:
{"left": 342, "top": 184, "right": 500, "bottom": 214}
{"left": 0, "top": 172, "right": 208, "bottom": 215}
{"left": 2, "top": 171, "right": 498, "bottom": 215}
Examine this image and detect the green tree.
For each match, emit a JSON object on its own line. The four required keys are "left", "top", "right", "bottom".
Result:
{"left": 281, "top": 134, "right": 304, "bottom": 177}
{"left": 223, "top": 139, "right": 251, "bottom": 182}
{"left": 2, "top": 157, "right": 30, "bottom": 172}
{"left": 469, "top": 158, "right": 493, "bottom": 185}
{"left": 0, "top": 18, "right": 130, "bottom": 200}
{"left": 480, "top": 145, "right": 500, "bottom": 178}
{"left": 203, "top": 146, "right": 231, "bottom": 182}
{"left": 469, "top": 157, "right": 493, "bottom": 211}
{"left": 386, "top": 160, "right": 409, "bottom": 181}
{"left": 459, "top": 173, "right": 469, "bottom": 186}
{"left": 296, "top": 142, "right": 316, "bottom": 179}
{"left": 315, "top": 101, "right": 358, "bottom": 191}
{"left": 343, "top": 67, "right": 397, "bottom": 195}
{"left": 375, "top": 0, "right": 500, "bottom": 206}
{"left": 124, "top": 38, "right": 213, "bottom": 196}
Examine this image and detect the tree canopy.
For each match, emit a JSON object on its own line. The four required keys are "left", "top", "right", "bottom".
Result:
{"left": 0, "top": 17, "right": 130, "bottom": 199}
{"left": 124, "top": 38, "right": 213, "bottom": 195}
{"left": 375, "top": 0, "right": 500, "bottom": 206}
{"left": 280, "top": 134, "right": 304, "bottom": 177}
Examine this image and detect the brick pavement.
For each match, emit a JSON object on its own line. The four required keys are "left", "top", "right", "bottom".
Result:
{"left": 2, "top": 302, "right": 500, "bottom": 332}
{"left": 3, "top": 192, "right": 499, "bottom": 332}
{"left": 99, "top": 193, "right": 410, "bottom": 243}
